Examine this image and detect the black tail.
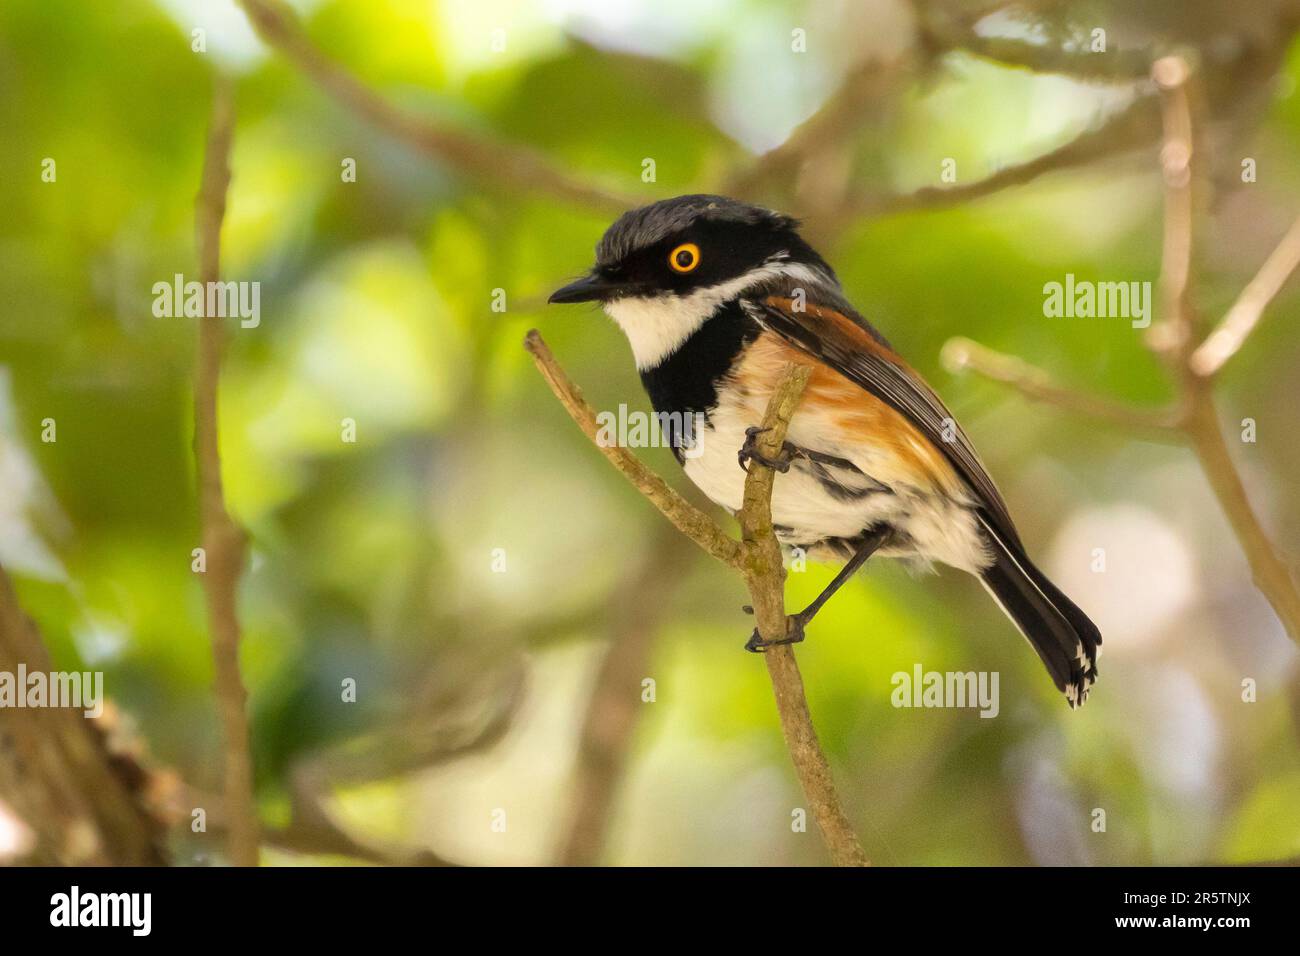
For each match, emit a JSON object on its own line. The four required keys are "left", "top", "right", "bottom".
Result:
{"left": 977, "top": 515, "right": 1101, "bottom": 708}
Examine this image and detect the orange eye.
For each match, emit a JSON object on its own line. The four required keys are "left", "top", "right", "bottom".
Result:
{"left": 668, "top": 242, "right": 701, "bottom": 273}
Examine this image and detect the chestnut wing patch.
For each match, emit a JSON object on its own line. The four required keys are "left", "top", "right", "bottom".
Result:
{"left": 746, "top": 294, "right": 1022, "bottom": 549}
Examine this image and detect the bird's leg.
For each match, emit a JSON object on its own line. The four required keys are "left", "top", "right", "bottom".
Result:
{"left": 737, "top": 425, "right": 796, "bottom": 473}
{"left": 792, "top": 527, "right": 890, "bottom": 626}
{"left": 745, "top": 527, "right": 890, "bottom": 652}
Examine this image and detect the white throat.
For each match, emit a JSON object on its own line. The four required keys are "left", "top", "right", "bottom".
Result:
{"left": 602, "top": 262, "right": 827, "bottom": 370}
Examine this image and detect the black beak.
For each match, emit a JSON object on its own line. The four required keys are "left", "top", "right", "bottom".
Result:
{"left": 548, "top": 273, "right": 624, "bottom": 304}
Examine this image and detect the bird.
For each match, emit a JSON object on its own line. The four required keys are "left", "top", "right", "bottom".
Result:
{"left": 549, "top": 194, "right": 1100, "bottom": 708}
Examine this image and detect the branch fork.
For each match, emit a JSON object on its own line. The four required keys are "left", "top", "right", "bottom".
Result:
{"left": 942, "top": 56, "right": 1300, "bottom": 645}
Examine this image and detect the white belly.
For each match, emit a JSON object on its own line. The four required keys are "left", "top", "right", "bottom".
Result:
{"left": 682, "top": 392, "right": 991, "bottom": 573}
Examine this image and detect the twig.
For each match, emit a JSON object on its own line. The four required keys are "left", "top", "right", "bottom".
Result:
{"left": 1152, "top": 57, "right": 1300, "bottom": 644}
{"left": 940, "top": 336, "right": 1182, "bottom": 437}
{"left": 525, "top": 330, "right": 868, "bottom": 865}
{"left": 916, "top": 4, "right": 1155, "bottom": 80}
{"left": 1181, "top": 390, "right": 1300, "bottom": 644}
{"left": 724, "top": 53, "right": 911, "bottom": 203}
{"left": 736, "top": 364, "right": 871, "bottom": 867}
{"left": 297, "top": 659, "right": 526, "bottom": 788}
{"left": 194, "top": 77, "right": 260, "bottom": 865}
{"left": 1151, "top": 57, "right": 1197, "bottom": 362}
{"left": 731, "top": 9, "right": 1157, "bottom": 226}
{"left": 281, "top": 764, "right": 457, "bottom": 866}
{"left": 523, "top": 330, "right": 743, "bottom": 569}
{"left": 1191, "top": 213, "right": 1300, "bottom": 376}
{"left": 848, "top": 95, "right": 1160, "bottom": 220}
{"left": 234, "top": 0, "right": 641, "bottom": 213}
{"left": 263, "top": 822, "right": 456, "bottom": 866}
{"left": 192, "top": 779, "right": 459, "bottom": 866}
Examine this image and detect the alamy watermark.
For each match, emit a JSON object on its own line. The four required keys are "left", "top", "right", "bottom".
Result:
{"left": 595, "top": 404, "right": 706, "bottom": 459}
{"left": 891, "top": 664, "right": 999, "bottom": 718}
{"left": 1043, "top": 273, "right": 1151, "bottom": 328}
{"left": 50, "top": 886, "right": 150, "bottom": 936}
{"left": 152, "top": 273, "right": 260, "bottom": 328}
{"left": 0, "top": 665, "right": 103, "bottom": 718}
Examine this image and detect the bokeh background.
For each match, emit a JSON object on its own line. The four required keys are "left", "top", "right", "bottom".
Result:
{"left": 2, "top": 0, "right": 1299, "bottom": 865}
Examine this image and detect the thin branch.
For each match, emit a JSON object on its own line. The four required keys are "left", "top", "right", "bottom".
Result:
{"left": 1152, "top": 56, "right": 1300, "bottom": 645}
{"left": 193, "top": 779, "right": 459, "bottom": 866}
{"left": 848, "top": 94, "right": 1160, "bottom": 220}
{"left": 525, "top": 332, "right": 868, "bottom": 865}
{"left": 728, "top": 9, "right": 1156, "bottom": 226}
{"left": 1181, "top": 393, "right": 1300, "bottom": 644}
{"left": 296, "top": 659, "right": 526, "bottom": 789}
{"left": 523, "top": 330, "right": 743, "bottom": 569}
{"left": 235, "top": 0, "right": 641, "bottom": 213}
{"left": 281, "top": 763, "right": 458, "bottom": 867}
{"left": 724, "top": 52, "right": 912, "bottom": 202}
{"left": 940, "top": 336, "right": 1183, "bottom": 437}
{"left": 194, "top": 77, "right": 260, "bottom": 865}
{"left": 736, "top": 364, "right": 870, "bottom": 867}
{"left": 263, "top": 820, "right": 456, "bottom": 866}
{"left": 916, "top": 4, "right": 1155, "bottom": 80}
{"left": 263, "top": 822, "right": 456, "bottom": 866}
{"left": 1151, "top": 57, "right": 1197, "bottom": 362}
{"left": 1191, "top": 213, "right": 1300, "bottom": 376}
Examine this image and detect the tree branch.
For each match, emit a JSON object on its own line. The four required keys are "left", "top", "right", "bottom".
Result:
{"left": 234, "top": 0, "right": 641, "bottom": 213}
{"left": 525, "top": 330, "right": 868, "bottom": 865}
{"left": 724, "top": 52, "right": 912, "bottom": 204}
{"left": 848, "top": 94, "right": 1160, "bottom": 220}
{"left": 1151, "top": 57, "right": 1300, "bottom": 644}
{"left": 916, "top": 4, "right": 1155, "bottom": 80}
{"left": 940, "top": 336, "right": 1182, "bottom": 438}
{"left": 524, "top": 330, "right": 743, "bottom": 569}
{"left": 262, "top": 819, "right": 456, "bottom": 866}
{"left": 735, "top": 364, "right": 871, "bottom": 867}
{"left": 960, "top": 58, "right": 1300, "bottom": 646}
{"left": 1151, "top": 57, "right": 1197, "bottom": 362}
{"left": 1191, "top": 213, "right": 1300, "bottom": 377}
{"left": 194, "top": 76, "right": 260, "bottom": 865}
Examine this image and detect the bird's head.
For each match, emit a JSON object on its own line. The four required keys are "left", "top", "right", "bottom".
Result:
{"left": 549, "top": 194, "right": 834, "bottom": 368}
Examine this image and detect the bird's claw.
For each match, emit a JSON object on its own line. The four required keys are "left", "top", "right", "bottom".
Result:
{"left": 737, "top": 426, "right": 795, "bottom": 474}
{"left": 744, "top": 614, "right": 808, "bottom": 652}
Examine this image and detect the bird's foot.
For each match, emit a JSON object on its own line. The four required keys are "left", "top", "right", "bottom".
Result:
{"left": 744, "top": 613, "right": 808, "bottom": 652}
{"left": 737, "top": 426, "right": 795, "bottom": 474}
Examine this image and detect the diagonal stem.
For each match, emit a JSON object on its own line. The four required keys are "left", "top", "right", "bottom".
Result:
{"left": 234, "top": 0, "right": 640, "bottom": 213}
{"left": 1191, "top": 213, "right": 1300, "bottom": 377}
{"left": 524, "top": 330, "right": 743, "bottom": 569}
{"left": 941, "top": 337, "right": 1183, "bottom": 438}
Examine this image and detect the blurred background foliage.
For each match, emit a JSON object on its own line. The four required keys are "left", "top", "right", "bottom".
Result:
{"left": 1, "top": 0, "right": 1299, "bottom": 865}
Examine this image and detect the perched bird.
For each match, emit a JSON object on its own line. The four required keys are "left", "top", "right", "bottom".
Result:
{"left": 549, "top": 195, "right": 1100, "bottom": 707}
